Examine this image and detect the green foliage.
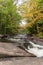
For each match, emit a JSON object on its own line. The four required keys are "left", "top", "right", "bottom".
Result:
{"left": 0, "top": 0, "right": 21, "bottom": 35}
{"left": 26, "top": 18, "right": 43, "bottom": 38}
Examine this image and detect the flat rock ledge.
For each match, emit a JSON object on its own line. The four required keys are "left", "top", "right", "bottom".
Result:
{"left": 0, "top": 42, "right": 35, "bottom": 57}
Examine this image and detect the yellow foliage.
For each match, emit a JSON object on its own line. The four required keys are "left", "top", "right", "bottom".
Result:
{"left": 25, "top": 13, "right": 43, "bottom": 28}
{"left": 19, "top": 0, "right": 43, "bottom": 29}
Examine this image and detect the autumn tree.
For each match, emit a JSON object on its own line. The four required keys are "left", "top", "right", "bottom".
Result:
{"left": 18, "top": 0, "right": 43, "bottom": 38}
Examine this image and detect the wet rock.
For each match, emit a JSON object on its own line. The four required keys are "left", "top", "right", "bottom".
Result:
{"left": 0, "top": 42, "right": 35, "bottom": 57}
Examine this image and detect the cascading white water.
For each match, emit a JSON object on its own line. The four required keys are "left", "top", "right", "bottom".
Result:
{"left": 25, "top": 41, "right": 43, "bottom": 57}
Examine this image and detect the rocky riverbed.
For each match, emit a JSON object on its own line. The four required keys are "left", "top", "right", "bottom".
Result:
{"left": 0, "top": 34, "right": 43, "bottom": 65}
{"left": 0, "top": 41, "right": 43, "bottom": 65}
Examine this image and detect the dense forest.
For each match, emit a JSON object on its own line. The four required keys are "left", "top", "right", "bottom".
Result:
{"left": 0, "top": 0, "right": 43, "bottom": 38}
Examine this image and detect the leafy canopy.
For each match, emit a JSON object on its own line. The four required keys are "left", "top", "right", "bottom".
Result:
{"left": 0, "top": 0, "right": 21, "bottom": 35}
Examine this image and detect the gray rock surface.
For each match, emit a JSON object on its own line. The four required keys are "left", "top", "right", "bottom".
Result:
{"left": 0, "top": 57, "right": 43, "bottom": 65}
{"left": 0, "top": 42, "right": 34, "bottom": 57}
{"left": 0, "top": 42, "right": 43, "bottom": 65}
